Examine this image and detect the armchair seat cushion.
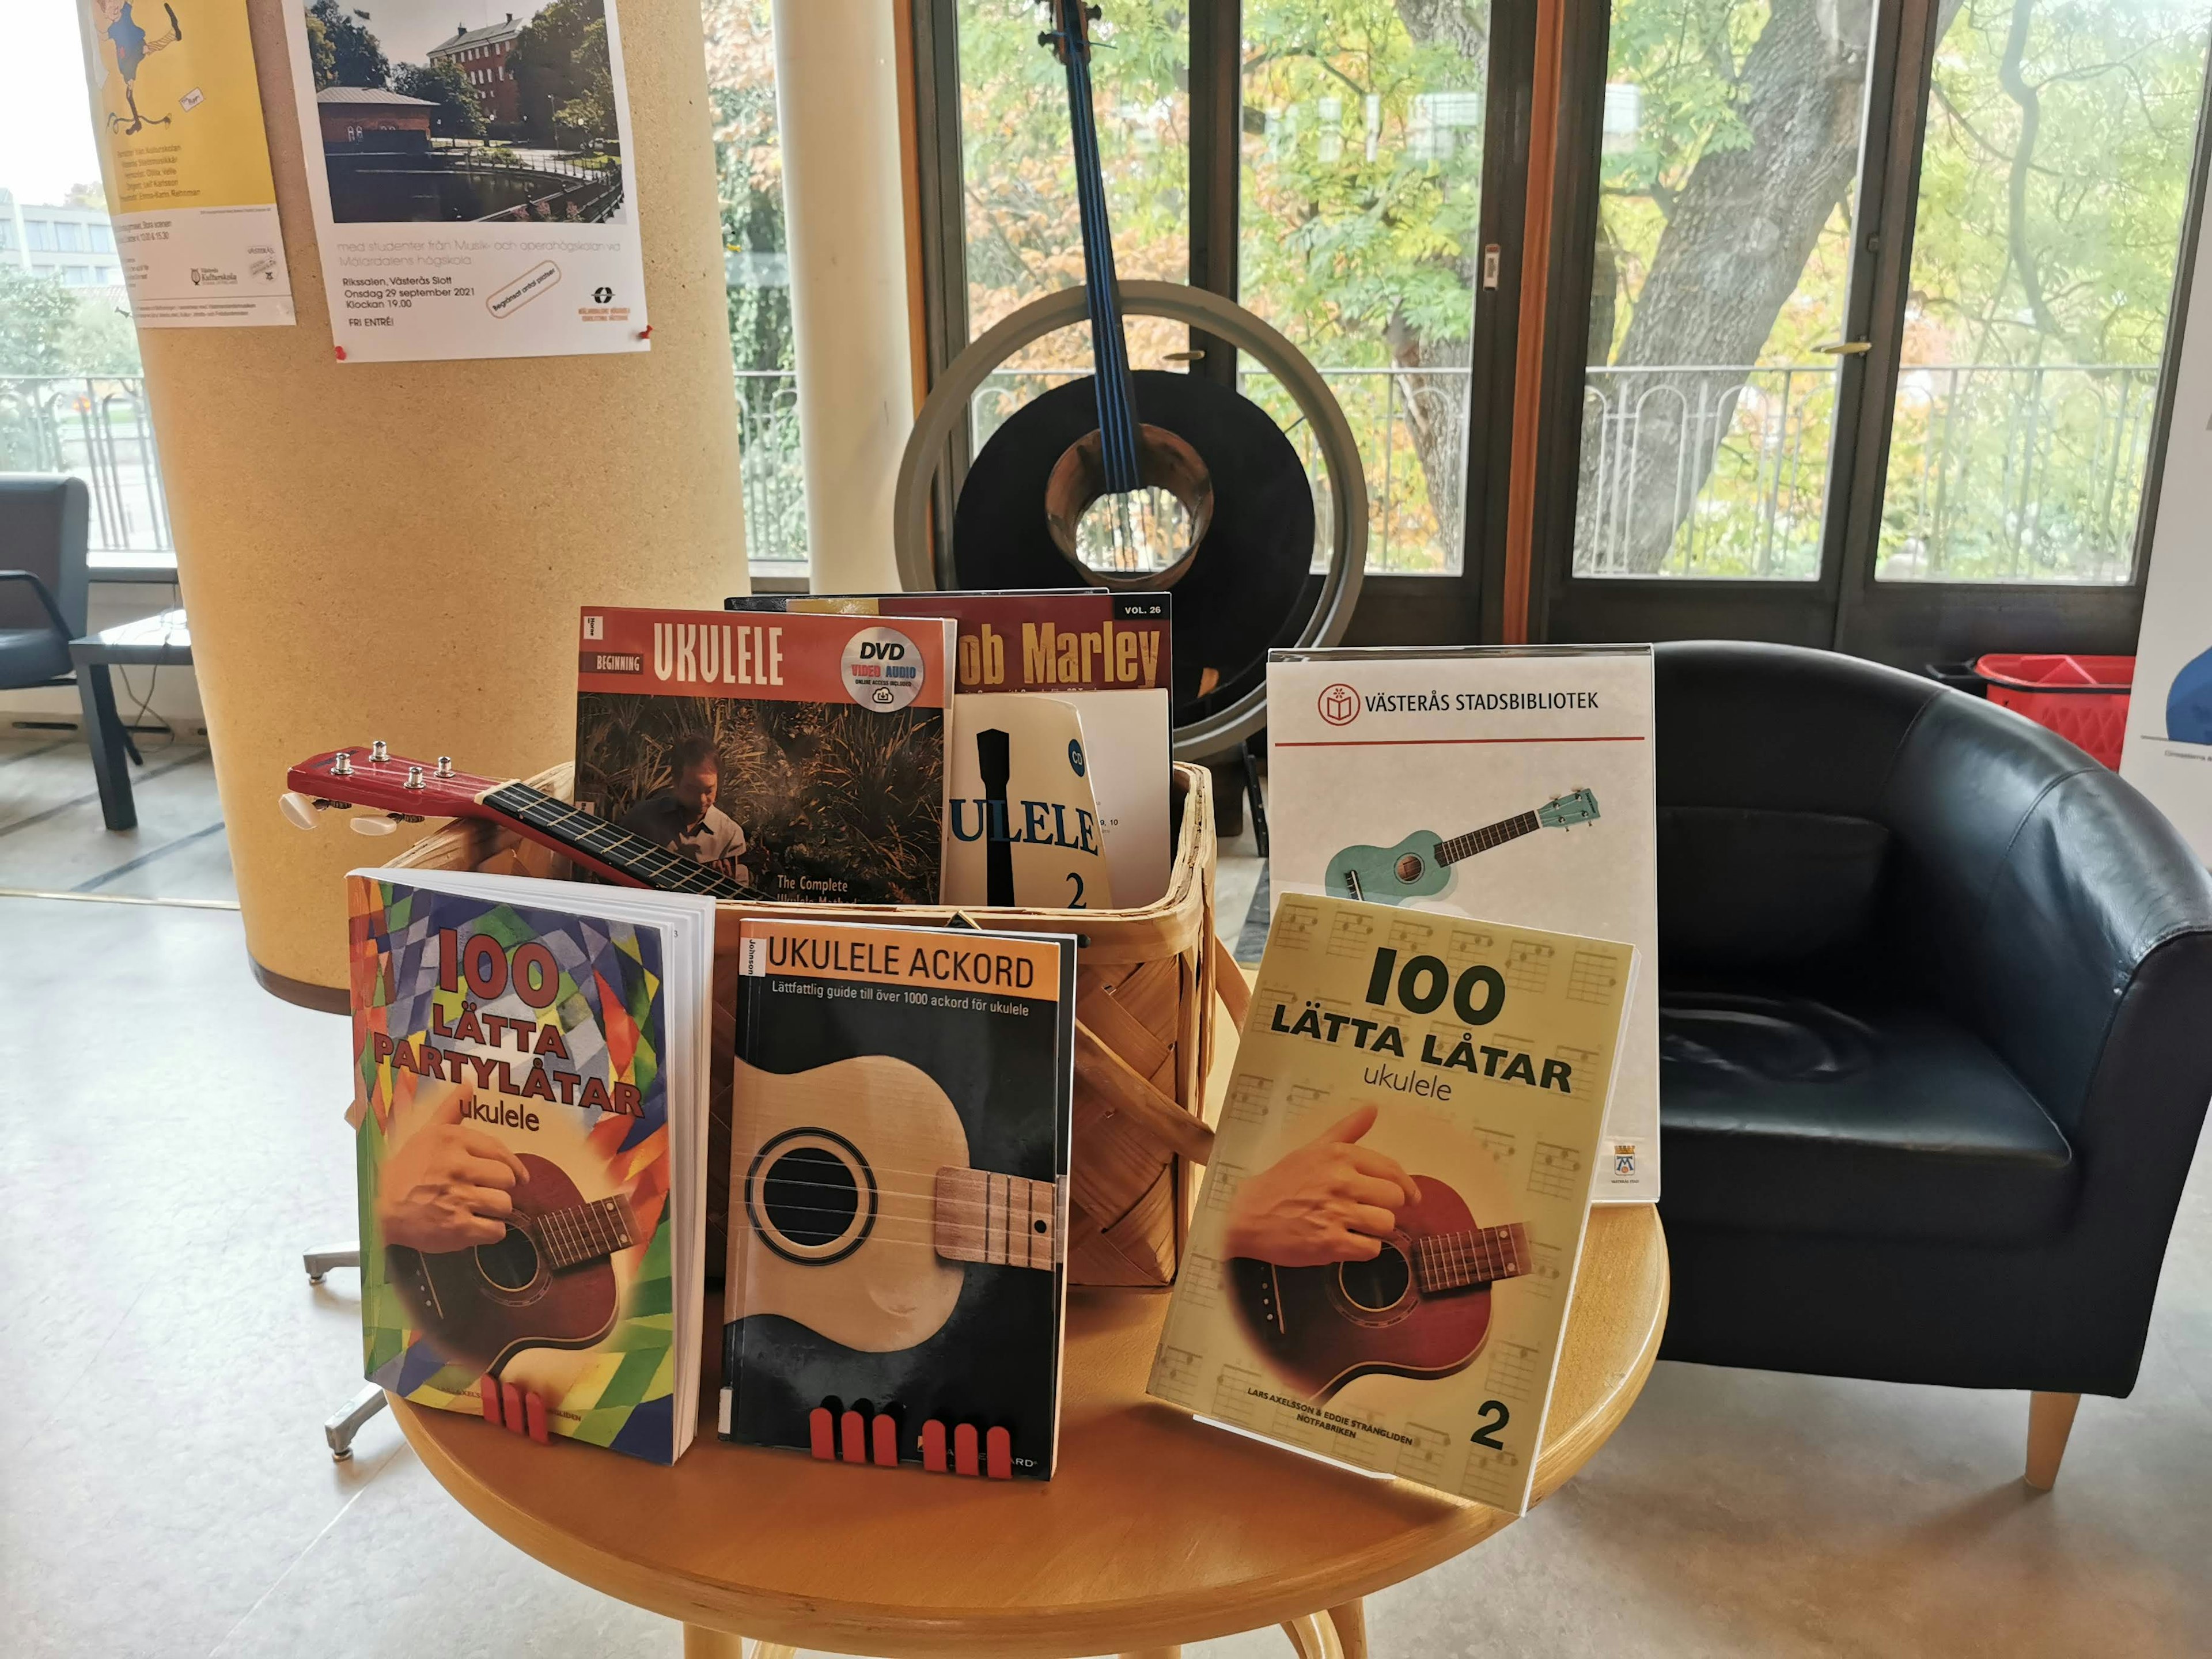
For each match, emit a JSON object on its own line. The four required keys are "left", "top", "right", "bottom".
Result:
{"left": 0, "top": 627, "right": 71, "bottom": 688}
{"left": 1659, "top": 985, "right": 2077, "bottom": 1246}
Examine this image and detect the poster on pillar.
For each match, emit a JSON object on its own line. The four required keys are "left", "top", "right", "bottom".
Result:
{"left": 74, "top": 0, "right": 297, "bottom": 326}
{"left": 277, "top": 0, "right": 649, "bottom": 361}
{"left": 2122, "top": 195, "right": 2212, "bottom": 857}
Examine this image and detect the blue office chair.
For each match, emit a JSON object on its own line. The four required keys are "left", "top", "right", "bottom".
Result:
{"left": 0, "top": 474, "right": 139, "bottom": 775}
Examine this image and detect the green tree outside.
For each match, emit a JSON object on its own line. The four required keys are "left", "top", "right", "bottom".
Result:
{"left": 393, "top": 60, "right": 489, "bottom": 139}
{"left": 307, "top": 0, "right": 388, "bottom": 89}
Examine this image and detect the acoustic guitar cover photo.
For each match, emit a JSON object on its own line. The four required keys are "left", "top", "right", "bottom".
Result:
{"left": 721, "top": 916, "right": 1076, "bottom": 1480}
{"left": 346, "top": 873, "right": 714, "bottom": 1465}
{"left": 1148, "top": 893, "right": 1634, "bottom": 1513}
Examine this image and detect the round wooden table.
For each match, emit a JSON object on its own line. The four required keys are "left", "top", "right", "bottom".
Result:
{"left": 396, "top": 1203, "right": 1666, "bottom": 1659}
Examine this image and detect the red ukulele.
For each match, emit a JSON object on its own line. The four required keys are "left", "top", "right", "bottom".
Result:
{"left": 279, "top": 742, "right": 750, "bottom": 897}
{"left": 385, "top": 1154, "right": 639, "bottom": 1374}
{"left": 1229, "top": 1176, "right": 1531, "bottom": 1402}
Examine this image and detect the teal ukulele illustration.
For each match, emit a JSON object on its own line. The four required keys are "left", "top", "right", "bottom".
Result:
{"left": 1325, "top": 789, "right": 1601, "bottom": 904}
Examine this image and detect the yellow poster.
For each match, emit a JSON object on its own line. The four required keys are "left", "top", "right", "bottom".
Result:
{"left": 78, "top": 0, "right": 295, "bottom": 325}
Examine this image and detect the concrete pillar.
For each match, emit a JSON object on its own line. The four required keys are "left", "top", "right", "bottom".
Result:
{"left": 127, "top": 0, "right": 749, "bottom": 1001}
{"left": 772, "top": 0, "right": 914, "bottom": 592}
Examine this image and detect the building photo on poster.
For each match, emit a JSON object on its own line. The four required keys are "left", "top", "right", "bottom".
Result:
{"left": 75, "top": 0, "right": 297, "bottom": 325}
{"left": 277, "top": 0, "right": 648, "bottom": 361}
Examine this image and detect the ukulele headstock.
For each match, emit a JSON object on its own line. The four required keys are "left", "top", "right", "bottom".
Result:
{"left": 279, "top": 744, "right": 505, "bottom": 837}
{"left": 1039, "top": 0, "right": 1099, "bottom": 63}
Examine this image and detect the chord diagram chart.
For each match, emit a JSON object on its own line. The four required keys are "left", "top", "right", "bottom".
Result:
{"left": 1524, "top": 1240, "right": 1565, "bottom": 1298}
{"left": 1528, "top": 1141, "right": 1584, "bottom": 1199}
{"left": 1325, "top": 908, "right": 1379, "bottom": 959}
{"left": 1210, "top": 1368, "right": 1275, "bottom": 1431}
{"left": 1447, "top": 925, "right": 1497, "bottom": 958}
{"left": 1274, "top": 903, "right": 1320, "bottom": 951}
{"left": 1485, "top": 1339, "right": 1542, "bottom": 1400}
{"left": 1224, "top": 1074, "right": 1273, "bottom": 1127}
{"left": 1282, "top": 1081, "right": 1332, "bottom": 1131}
{"left": 1456, "top": 1438, "right": 1524, "bottom": 1509}
{"left": 1468, "top": 1123, "right": 1521, "bottom": 1167}
{"left": 1505, "top": 938, "right": 1555, "bottom": 993}
{"left": 1395, "top": 1421, "right": 1454, "bottom": 1486}
{"left": 1201, "top": 1164, "right": 1248, "bottom": 1214}
{"left": 1152, "top": 1344, "right": 1203, "bottom": 1406}
{"left": 1566, "top": 948, "right": 1624, "bottom": 1006}
{"left": 1386, "top": 915, "right": 1440, "bottom": 951}
{"left": 1177, "top": 1251, "right": 1226, "bottom": 1310}
{"left": 1551, "top": 1042, "right": 1599, "bottom": 1070}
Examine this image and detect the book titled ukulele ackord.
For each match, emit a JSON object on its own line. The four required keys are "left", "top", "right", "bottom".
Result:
{"left": 721, "top": 916, "right": 1076, "bottom": 1480}
{"left": 1267, "top": 645, "right": 1660, "bottom": 1203}
{"left": 1148, "top": 892, "right": 1633, "bottom": 1513}
{"left": 574, "top": 605, "right": 956, "bottom": 906}
{"left": 346, "top": 870, "right": 715, "bottom": 1464}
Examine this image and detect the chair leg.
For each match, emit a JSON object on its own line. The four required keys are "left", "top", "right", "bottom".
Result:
{"left": 325, "top": 1382, "right": 387, "bottom": 1461}
{"left": 304, "top": 1245, "right": 361, "bottom": 1285}
{"left": 2025, "top": 1391, "right": 2081, "bottom": 1491}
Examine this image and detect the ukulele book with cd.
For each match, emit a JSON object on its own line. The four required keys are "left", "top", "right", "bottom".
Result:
{"left": 574, "top": 606, "right": 956, "bottom": 907}
{"left": 1147, "top": 892, "right": 1634, "bottom": 1513}
{"left": 347, "top": 872, "right": 715, "bottom": 1464}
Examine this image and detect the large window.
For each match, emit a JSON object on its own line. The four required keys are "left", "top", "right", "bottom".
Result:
{"left": 1565, "top": 0, "right": 2211, "bottom": 592}
{"left": 1239, "top": 0, "right": 1494, "bottom": 574}
{"left": 701, "top": 0, "right": 804, "bottom": 573}
{"left": 1876, "top": 0, "right": 2209, "bottom": 583}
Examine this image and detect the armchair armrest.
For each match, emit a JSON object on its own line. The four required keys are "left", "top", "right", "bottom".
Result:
{"left": 0, "top": 570, "right": 74, "bottom": 641}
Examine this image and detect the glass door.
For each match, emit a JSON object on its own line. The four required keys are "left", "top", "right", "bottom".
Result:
{"left": 1536, "top": 0, "right": 2212, "bottom": 663}
{"left": 912, "top": 0, "right": 1537, "bottom": 646}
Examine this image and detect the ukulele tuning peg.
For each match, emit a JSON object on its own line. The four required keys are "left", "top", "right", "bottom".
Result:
{"left": 1038, "top": 28, "right": 1054, "bottom": 45}
{"left": 350, "top": 815, "right": 399, "bottom": 837}
{"left": 278, "top": 791, "right": 321, "bottom": 831}
{"left": 435, "top": 755, "right": 454, "bottom": 779}
{"left": 404, "top": 765, "right": 425, "bottom": 790}
{"left": 370, "top": 739, "right": 388, "bottom": 762}
{"left": 330, "top": 751, "right": 354, "bottom": 778}
{"left": 1086, "top": 3, "right": 1101, "bottom": 16}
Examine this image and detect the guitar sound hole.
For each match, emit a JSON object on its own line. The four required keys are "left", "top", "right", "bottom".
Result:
{"left": 1395, "top": 854, "right": 1426, "bottom": 882}
{"left": 475, "top": 1225, "right": 540, "bottom": 1293}
{"left": 763, "top": 1147, "right": 859, "bottom": 1247}
{"left": 1338, "top": 1245, "right": 1411, "bottom": 1312}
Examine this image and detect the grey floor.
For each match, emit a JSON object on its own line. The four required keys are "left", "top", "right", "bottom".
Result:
{"left": 4, "top": 740, "right": 2211, "bottom": 1657}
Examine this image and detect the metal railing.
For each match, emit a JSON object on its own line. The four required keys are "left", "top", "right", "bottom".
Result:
{"left": 14, "top": 361, "right": 2156, "bottom": 584}
{"left": 0, "top": 375, "right": 170, "bottom": 555}
{"left": 1574, "top": 361, "right": 2161, "bottom": 582}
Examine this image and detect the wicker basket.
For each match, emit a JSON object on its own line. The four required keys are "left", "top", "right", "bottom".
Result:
{"left": 384, "top": 762, "right": 1243, "bottom": 1287}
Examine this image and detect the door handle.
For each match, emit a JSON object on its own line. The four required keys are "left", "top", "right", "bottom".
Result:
{"left": 1812, "top": 340, "right": 1873, "bottom": 355}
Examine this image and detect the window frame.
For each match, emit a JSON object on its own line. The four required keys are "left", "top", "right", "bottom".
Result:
{"left": 1528, "top": 0, "right": 2210, "bottom": 666}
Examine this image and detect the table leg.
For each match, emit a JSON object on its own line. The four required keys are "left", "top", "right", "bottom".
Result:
{"left": 1279, "top": 1611, "right": 1344, "bottom": 1658}
{"left": 680, "top": 1633, "right": 794, "bottom": 1659}
{"left": 1327, "top": 1601, "right": 1369, "bottom": 1659}
{"left": 77, "top": 661, "right": 136, "bottom": 832}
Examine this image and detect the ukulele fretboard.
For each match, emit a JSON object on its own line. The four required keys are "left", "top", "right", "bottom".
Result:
{"left": 483, "top": 783, "right": 751, "bottom": 899}
{"left": 1435, "top": 812, "right": 1541, "bottom": 868}
{"left": 1411, "top": 1221, "right": 1531, "bottom": 1293}
{"left": 934, "top": 1168, "right": 1058, "bottom": 1270}
{"left": 534, "top": 1196, "right": 639, "bottom": 1272}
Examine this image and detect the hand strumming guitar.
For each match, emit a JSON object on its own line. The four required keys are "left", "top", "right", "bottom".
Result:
{"left": 1223, "top": 1103, "right": 1413, "bottom": 1266}
{"left": 376, "top": 1087, "right": 531, "bottom": 1252}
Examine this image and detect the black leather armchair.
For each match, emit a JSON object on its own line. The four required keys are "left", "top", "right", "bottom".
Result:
{"left": 1654, "top": 641, "right": 2212, "bottom": 1487}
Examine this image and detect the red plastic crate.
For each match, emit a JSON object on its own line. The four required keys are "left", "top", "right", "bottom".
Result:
{"left": 1972, "top": 654, "right": 2134, "bottom": 770}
